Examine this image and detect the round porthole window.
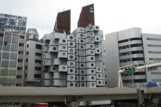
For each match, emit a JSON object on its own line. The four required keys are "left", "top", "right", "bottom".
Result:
{"left": 70, "top": 36, "right": 73, "bottom": 39}
{"left": 62, "top": 39, "right": 66, "bottom": 43}
{"left": 91, "top": 63, "right": 94, "bottom": 66}
{"left": 70, "top": 69, "right": 73, "bottom": 73}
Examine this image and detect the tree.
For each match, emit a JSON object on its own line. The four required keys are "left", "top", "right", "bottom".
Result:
{"left": 127, "top": 67, "right": 135, "bottom": 76}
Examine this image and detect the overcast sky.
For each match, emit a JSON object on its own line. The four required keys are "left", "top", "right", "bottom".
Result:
{"left": 0, "top": 0, "right": 161, "bottom": 37}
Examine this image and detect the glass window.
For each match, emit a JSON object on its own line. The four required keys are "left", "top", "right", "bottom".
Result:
{"left": 0, "top": 52, "right": 1, "bottom": 62}
{"left": 19, "top": 43, "right": 24, "bottom": 47}
{"left": 20, "top": 35, "right": 24, "bottom": 39}
{"left": 0, "top": 41, "right": 2, "bottom": 49}
{"left": 9, "top": 19, "right": 16, "bottom": 26}
{"left": 35, "top": 44, "right": 42, "bottom": 49}
{"left": 18, "top": 19, "right": 26, "bottom": 27}
{"left": 9, "top": 60, "right": 17, "bottom": 67}
{"left": 10, "top": 44, "right": 18, "bottom": 51}
{"left": 10, "top": 53, "right": 17, "bottom": 59}
{"left": 18, "top": 59, "right": 23, "bottom": 63}
{"left": 2, "top": 52, "right": 9, "bottom": 59}
{"left": 3, "top": 42, "right": 10, "bottom": 51}
{"left": 12, "top": 36, "right": 18, "bottom": 43}
{"left": 4, "top": 35, "right": 12, "bottom": 43}
{"left": 1, "top": 60, "right": 9, "bottom": 67}
{"left": 0, "top": 69, "right": 8, "bottom": 75}
{"left": 8, "top": 70, "right": 16, "bottom": 76}
{"left": 17, "top": 67, "right": 23, "bottom": 70}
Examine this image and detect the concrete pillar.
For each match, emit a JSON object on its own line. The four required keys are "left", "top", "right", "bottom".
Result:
{"left": 137, "top": 89, "right": 144, "bottom": 107}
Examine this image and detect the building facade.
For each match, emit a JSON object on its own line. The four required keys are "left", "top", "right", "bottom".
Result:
{"left": 69, "top": 25, "right": 105, "bottom": 87}
{"left": 0, "top": 14, "right": 26, "bottom": 32}
{"left": 41, "top": 32, "right": 68, "bottom": 87}
{"left": 104, "top": 27, "right": 161, "bottom": 87}
{"left": 41, "top": 25, "right": 105, "bottom": 88}
{"left": 0, "top": 14, "right": 27, "bottom": 86}
{"left": 25, "top": 28, "right": 43, "bottom": 86}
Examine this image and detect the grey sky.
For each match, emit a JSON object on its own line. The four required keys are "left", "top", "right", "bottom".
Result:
{"left": 0, "top": 0, "right": 161, "bottom": 37}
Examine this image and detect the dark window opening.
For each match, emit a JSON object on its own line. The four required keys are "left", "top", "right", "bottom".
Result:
{"left": 35, "top": 44, "right": 42, "bottom": 49}
{"left": 34, "top": 74, "right": 41, "bottom": 78}
{"left": 35, "top": 67, "right": 41, "bottom": 71}
{"left": 35, "top": 60, "right": 42, "bottom": 64}
{"left": 35, "top": 53, "right": 42, "bottom": 56}
{"left": 45, "top": 39, "right": 50, "bottom": 44}
{"left": 19, "top": 43, "right": 24, "bottom": 47}
{"left": 16, "top": 75, "right": 22, "bottom": 79}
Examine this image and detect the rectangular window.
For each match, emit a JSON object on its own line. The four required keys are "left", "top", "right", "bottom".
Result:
{"left": 18, "top": 51, "right": 23, "bottom": 55}
{"left": 45, "top": 39, "right": 50, "bottom": 44}
{"left": 18, "top": 59, "right": 23, "bottom": 63}
{"left": 20, "top": 35, "right": 24, "bottom": 39}
{"left": 35, "top": 67, "right": 41, "bottom": 71}
{"left": 16, "top": 75, "right": 22, "bottom": 79}
{"left": 3, "top": 42, "right": 10, "bottom": 51}
{"left": 17, "top": 67, "right": 23, "bottom": 70}
{"left": 149, "top": 58, "right": 161, "bottom": 61}
{"left": 10, "top": 53, "right": 17, "bottom": 59}
{"left": 35, "top": 44, "right": 42, "bottom": 49}
{"left": 148, "top": 51, "right": 161, "bottom": 54}
{"left": 2, "top": 52, "right": 9, "bottom": 59}
{"left": 35, "top": 59, "right": 42, "bottom": 64}
{"left": 9, "top": 61, "right": 17, "bottom": 67}
{"left": 1, "top": 60, "right": 9, "bottom": 67}
{"left": 35, "top": 53, "right": 42, "bottom": 56}
{"left": 10, "top": 44, "right": 18, "bottom": 51}
{"left": 147, "top": 37, "right": 161, "bottom": 41}
{"left": 12, "top": 36, "right": 18, "bottom": 43}
{"left": 19, "top": 43, "right": 24, "bottom": 47}
{"left": 34, "top": 74, "right": 41, "bottom": 79}
{"left": 26, "top": 51, "right": 29, "bottom": 55}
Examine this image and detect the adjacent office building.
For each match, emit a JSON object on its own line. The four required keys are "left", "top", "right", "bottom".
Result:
{"left": 104, "top": 27, "right": 161, "bottom": 87}
{"left": 0, "top": 14, "right": 26, "bottom": 32}
{"left": 0, "top": 14, "right": 27, "bottom": 86}
{"left": 25, "top": 28, "right": 43, "bottom": 86}
{"left": 41, "top": 32, "right": 68, "bottom": 87}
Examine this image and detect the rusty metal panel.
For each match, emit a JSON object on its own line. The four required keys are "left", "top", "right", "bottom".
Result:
{"left": 54, "top": 10, "right": 71, "bottom": 34}
{"left": 78, "top": 4, "right": 95, "bottom": 27}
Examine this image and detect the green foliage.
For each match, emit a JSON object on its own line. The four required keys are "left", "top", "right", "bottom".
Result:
{"left": 126, "top": 67, "right": 135, "bottom": 76}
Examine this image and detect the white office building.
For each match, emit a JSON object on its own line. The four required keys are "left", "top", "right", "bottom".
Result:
{"left": 104, "top": 27, "right": 161, "bottom": 87}
{"left": 25, "top": 28, "right": 43, "bottom": 86}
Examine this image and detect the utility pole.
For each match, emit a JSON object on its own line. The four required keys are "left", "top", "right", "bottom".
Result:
{"left": 137, "top": 89, "right": 144, "bottom": 107}
{"left": 127, "top": 66, "right": 135, "bottom": 87}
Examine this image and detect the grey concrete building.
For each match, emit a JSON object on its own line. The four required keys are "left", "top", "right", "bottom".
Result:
{"left": 0, "top": 14, "right": 26, "bottom": 32}
{"left": 0, "top": 14, "right": 27, "bottom": 86}
{"left": 41, "top": 32, "right": 68, "bottom": 87}
{"left": 41, "top": 25, "right": 105, "bottom": 88}
{"left": 25, "top": 28, "right": 43, "bottom": 86}
{"left": 104, "top": 27, "right": 161, "bottom": 88}
{"left": 69, "top": 25, "right": 105, "bottom": 88}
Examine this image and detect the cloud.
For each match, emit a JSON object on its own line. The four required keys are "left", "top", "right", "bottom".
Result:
{"left": 0, "top": 0, "right": 161, "bottom": 37}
